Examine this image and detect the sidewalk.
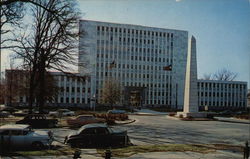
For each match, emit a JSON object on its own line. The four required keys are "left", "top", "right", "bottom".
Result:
{"left": 214, "top": 117, "right": 250, "bottom": 124}
{"left": 132, "top": 109, "right": 168, "bottom": 116}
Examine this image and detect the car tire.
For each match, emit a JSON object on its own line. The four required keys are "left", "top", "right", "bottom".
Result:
{"left": 32, "top": 141, "right": 44, "bottom": 150}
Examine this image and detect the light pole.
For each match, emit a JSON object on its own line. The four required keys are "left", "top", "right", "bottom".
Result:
{"left": 91, "top": 94, "right": 96, "bottom": 112}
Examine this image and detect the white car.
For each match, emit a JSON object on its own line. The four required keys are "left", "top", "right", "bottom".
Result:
{"left": 0, "top": 124, "right": 53, "bottom": 149}
{"left": 49, "top": 109, "right": 75, "bottom": 117}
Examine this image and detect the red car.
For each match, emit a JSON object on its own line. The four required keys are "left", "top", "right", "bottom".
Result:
{"left": 67, "top": 115, "right": 105, "bottom": 127}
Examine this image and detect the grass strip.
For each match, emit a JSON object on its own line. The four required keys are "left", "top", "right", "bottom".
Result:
{"left": 97, "top": 144, "right": 215, "bottom": 158}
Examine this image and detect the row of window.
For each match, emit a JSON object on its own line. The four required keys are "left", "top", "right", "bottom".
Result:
{"left": 198, "top": 82, "right": 246, "bottom": 89}
{"left": 98, "top": 37, "right": 173, "bottom": 45}
{"left": 97, "top": 45, "right": 172, "bottom": 54}
{"left": 97, "top": 26, "right": 174, "bottom": 38}
{"left": 97, "top": 54, "right": 172, "bottom": 63}
{"left": 60, "top": 97, "right": 90, "bottom": 104}
{"left": 60, "top": 87, "right": 91, "bottom": 93}
{"left": 200, "top": 101, "right": 246, "bottom": 107}
{"left": 198, "top": 92, "right": 245, "bottom": 98}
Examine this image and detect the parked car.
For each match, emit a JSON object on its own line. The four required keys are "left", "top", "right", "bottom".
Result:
{"left": 64, "top": 123, "right": 131, "bottom": 148}
{"left": 218, "top": 110, "right": 233, "bottom": 116}
{"left": 16, "top": 114, "right": 58, "bottom": 128}
{"left": 49, "top": 109, "right": 75, "bottom": 117}
{"left": 0, "top": 124, "right": 53, "bottom": 149}
{"left": 107, "top": 109, "right": 126, "bottom": 114}
{"left": 13, "top": 110, "right": 29, "bottom": 117}
{"left": 0, "top": 111, "right": 11, "bottom": 118}
{"left": 67, "top": 115, "right": 105, "bottom": 127}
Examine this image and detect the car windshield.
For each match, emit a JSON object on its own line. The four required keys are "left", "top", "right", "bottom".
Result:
{"left": 77, "top": 127, "right": 85, "bottom": 134}
{"left": 107, "top": 127, "right": 113, "bottom": 133}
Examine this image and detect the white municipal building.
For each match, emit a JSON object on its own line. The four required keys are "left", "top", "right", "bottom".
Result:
{"left": 6, "top": 20, "right": 248, "bottom": 110}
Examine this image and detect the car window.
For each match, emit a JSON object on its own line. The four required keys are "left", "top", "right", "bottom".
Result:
{"left": 0, "top": 130, "right": 10, "bottom": 135}
{"left": 78, "top": 116, "right": 87, "bottom": 120}
{"left": 80, "top": 128, "right": 96, "bottom": 135}
{"left": 11, "top": 130, "right": 23, "bottom": 136}
{"left": 96, "top": 128, "right": 108, "bottom": 135}
{"left": 23, "top": 130, "right": 29, "bottom": 135}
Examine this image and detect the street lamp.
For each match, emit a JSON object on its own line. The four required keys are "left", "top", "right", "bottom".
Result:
{"left": 91, "top": 94, "right": 96, "bottom": 112}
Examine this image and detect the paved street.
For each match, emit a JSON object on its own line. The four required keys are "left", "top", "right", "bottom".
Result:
{"left": 118, "top": 115, "right": 249, "bottom": 146}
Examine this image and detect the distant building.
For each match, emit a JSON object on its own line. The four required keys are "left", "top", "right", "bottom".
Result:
{"left": 5, "top": 70, "right": 92, "bottom": 108}
{"left": 198, "top": 80, "right": 247, "bottom": 111}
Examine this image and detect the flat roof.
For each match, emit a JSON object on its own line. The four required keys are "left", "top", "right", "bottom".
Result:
{"left": 80, "top": 19, "right": 188, "bottom": 33}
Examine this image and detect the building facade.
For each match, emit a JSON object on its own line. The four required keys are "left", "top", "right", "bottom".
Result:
{"left": 79, "top": 20, "right": 189, "bottom": 109}
{"left": 197, "top": 80, "right": 247, "bottom": 110}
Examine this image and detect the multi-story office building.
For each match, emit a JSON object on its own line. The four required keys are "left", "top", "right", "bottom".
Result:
{"left": 197, "top": 80, "right": 247, "bottom": 110}
{"left": 79, "top": 20, "right": 189, "bottom": 109}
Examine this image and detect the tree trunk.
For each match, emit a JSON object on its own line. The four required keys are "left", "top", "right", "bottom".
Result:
{"left": 38, "top": 48, "right": 46, "bottom": 114}
{"left": 28, "top": 67, "right": 36, "bottom": 114}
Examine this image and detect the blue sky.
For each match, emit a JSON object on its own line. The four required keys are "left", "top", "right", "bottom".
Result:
{"left": 1, "top": 0, "right": 249, "bottom": 86}
{"left": 77, "top": 0, "right": 250, "bottom": 85}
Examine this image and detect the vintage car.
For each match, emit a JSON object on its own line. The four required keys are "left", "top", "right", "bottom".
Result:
{"left": 0, "top": 124, "right": 53, "bottom": 149}
{"left": 107, "top": 109, "right": 126, "bottom": 114}
{"left": 67, "top": 115, "right": 105, "bottom": 127}
{"left": 16, "top": 114, "right": 58, "bottom": 128}
{"left": 64, "top": 123, "right": 131, "bottom": 148}
{"left": 49, "top": 109, "right": 75, "bottom": 117}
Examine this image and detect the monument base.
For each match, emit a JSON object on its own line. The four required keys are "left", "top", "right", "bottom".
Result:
{"left": 176, "top": 112, "right": 207, "bottom": 118}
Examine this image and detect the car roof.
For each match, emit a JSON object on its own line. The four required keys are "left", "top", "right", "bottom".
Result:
{"left": 81, "top": 123, "right": 107, "bottom": 129}
{"left": 0, "top": 124, "right": 30, "bottom": 130}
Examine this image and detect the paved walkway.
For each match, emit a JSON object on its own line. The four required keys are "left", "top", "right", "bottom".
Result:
{"left": 1, "top": 150, "right": 244, "bottom": 159}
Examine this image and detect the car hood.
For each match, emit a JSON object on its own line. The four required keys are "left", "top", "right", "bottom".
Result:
{"left": 30, "top": 130, "right": 49, "bottom": 138}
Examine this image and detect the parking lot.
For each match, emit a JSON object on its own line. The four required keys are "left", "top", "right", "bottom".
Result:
{"left": 48, "top": 114, "right": 249, "bottom": 147}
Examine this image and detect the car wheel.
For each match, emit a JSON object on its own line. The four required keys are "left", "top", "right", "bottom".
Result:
{"left": 32, "top": 141, "right": 44, "bottom": 150}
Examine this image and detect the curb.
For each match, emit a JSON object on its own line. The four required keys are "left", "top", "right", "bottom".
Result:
{"left": 114, "top": 119, "right": 136, "bottom": 125}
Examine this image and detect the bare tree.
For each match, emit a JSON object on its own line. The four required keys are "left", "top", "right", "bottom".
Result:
{"left": 101, "top": 78, "right": 122, "bottom": 109}
{"left": 12, "top": 0, "right": 81, "bottom": 113}
{"left": 202, "top": 73, "right": 213, "bottom": 80}
{"left": 0, "top": 1, "right": 24, "bottom": 48}
{"left": 202, "top": 68, "right": 238, "bottom": 81}
{"left": 213, "top": 68, "right": 238, "bottom": 81}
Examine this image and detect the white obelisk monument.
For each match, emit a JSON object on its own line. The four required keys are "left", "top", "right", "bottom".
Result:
{"left": 177, "top": 36, "right": 206, "bottom": 118}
